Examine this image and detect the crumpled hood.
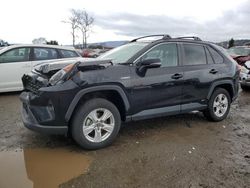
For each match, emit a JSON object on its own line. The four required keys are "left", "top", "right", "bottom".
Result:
{"left": 244, "top": 61, "right": 250, "bottom": 69}
{"left": 34, "top": 58, "right": 113, "bottom": 74}
{"left": 232, "top": 55, "right": 250, "bottom": 65}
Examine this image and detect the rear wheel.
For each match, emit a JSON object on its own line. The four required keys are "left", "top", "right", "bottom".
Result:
{"left": 71, "top": 98, "right": 121, "bottom": 150}
{"left": 203, "top": 88, "right": 231, "bottom": 122}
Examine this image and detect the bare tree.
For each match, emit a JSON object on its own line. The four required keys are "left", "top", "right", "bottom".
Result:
{"left": 63, "top": 9, "right": 79, "bottom": 47}
{"left": 76, "top": 10, "right": 94, "bottom": 48}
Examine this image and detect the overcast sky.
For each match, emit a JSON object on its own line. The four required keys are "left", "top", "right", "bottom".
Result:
{"left": 0, "top": 0, "right": 249, "bottom": 44}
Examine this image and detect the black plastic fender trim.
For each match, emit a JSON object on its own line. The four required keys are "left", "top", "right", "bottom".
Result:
{"left": 207, "top": 80, "right": 235, "bottom": 100}
{"left": 65, "top": 85, "right": 130, "bottom": 122}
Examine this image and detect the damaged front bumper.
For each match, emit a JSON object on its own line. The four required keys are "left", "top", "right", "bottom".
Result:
{"left": 20, "top": 92, "right": 68, "bottom": 134}
{"left": 20, "top": 72, "right": 80, "bottom": 135}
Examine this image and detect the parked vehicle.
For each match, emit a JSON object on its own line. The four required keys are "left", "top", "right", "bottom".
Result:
{"left": 227, "top": 46, "right": 250, "bottom": 65}
{"left": 81, "top": 49, "right": 100, "bottom": 58}
{"left": 0, "top": 44, "right": 83, "bottom": 92}
{"left": 240, "top": 61, "right": 250, "bottom": 90}
{"left": 20, "top": 35, "right": 240, "bottom": 149}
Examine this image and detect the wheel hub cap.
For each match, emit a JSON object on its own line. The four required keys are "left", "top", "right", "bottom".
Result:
{"left": 213, "top": 94, "right": 228, "bottom": 118}
{"left": 82, "top": 108, "right": 115, "bottom": 143}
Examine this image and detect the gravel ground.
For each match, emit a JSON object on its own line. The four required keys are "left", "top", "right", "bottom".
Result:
{"left": 0, "top": 91, "right": 249, "bottom": 188}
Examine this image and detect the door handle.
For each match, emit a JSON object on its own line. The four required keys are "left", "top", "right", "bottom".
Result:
{"left": 209, "top": 69, "right": 218, "bottom": 74}
{"left": 171, "top": 73, "right": 183, "bottom": 80}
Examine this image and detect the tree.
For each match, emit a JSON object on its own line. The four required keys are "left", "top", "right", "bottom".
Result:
{"left": 0, "top": 39, "right": 9, "bottom": 47}
{"left": 228, "top": 38, "right": 235, "bottom": 48}
{"left": 46, "top": 40, "right": 59, "bottom": 45}
{"left": 63, "top": 9, "right": 80, "bottom": 47}
{"left": 75, "top": 9, "right": 94, "bottom": 48}
{"left": 32, "top": 37, "right": 47, "bottom": 44}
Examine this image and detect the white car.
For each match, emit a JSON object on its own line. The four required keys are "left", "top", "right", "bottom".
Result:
{"left": 240, "top": 61, "right": 250, "bottom": 90}
{"left": 0, "top": 44, "right": 84, "bottom": 92}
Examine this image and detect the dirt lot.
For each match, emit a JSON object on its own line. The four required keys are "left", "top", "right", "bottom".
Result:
{"left": 0, "top": 91, "right": 249, "bottom": 188}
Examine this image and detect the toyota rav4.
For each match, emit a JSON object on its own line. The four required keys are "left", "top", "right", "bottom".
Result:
{"left": 20, "top": 35, "right": 240, "bottom": 149}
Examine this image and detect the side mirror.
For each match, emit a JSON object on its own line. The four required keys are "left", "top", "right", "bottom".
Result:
{"left": 136, "top": 58, "right": 161, "bottom": 76}
{"left": 137, "top": 58, "right": 161, "bottom": 73}
{"left": 140, "top": 58, "right": 161, "bottom": 68}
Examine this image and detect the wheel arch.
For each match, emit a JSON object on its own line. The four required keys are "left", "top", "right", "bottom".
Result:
{"left": 65, "top": 85, "right": 130, "bottom": 122}
{"left": 207, "top": 80, "right": 235, "bottom": 100}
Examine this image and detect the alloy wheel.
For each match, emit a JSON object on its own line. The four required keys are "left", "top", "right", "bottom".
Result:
{"left": 82, "top": 108, "right": 115, "bottom": 143}
{"left": 213, "top": 94, "right": 228, "bottom": 117}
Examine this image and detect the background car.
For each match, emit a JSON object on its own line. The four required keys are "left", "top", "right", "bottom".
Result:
{"left": 0, "top": 44, "right": 83, "bottom": 92}
{"left": 240, "top": 61, "right": 250, "bottom": 90}
{"left": 227, "top": 46, "right": 250, "bottom": 65}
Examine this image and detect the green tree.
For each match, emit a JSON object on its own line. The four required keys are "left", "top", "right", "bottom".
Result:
{"left": 228, "top": 38, "right": 235, "bottom": 48}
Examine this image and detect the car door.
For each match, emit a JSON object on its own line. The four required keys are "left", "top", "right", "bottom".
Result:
{"left": 129, "top": 43, "right": 184, "bottom": 119}
{"left": 31, "top": 47, "right": 60, "bottom": 67}
{"left": 0, "top": 47, "right": 31, "bottom": 92}
{"left": 180, "top": 43, "right": 219, "bottom": 111}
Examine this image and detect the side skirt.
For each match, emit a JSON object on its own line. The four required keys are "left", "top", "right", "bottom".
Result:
{"left": 126, "top": 103, "right": 207, "bottom": 122}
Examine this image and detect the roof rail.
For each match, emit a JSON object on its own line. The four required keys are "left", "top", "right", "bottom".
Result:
{"left": 175, "top": 36, "right": 202, "bottom": 41}
{"left": 130, "top": 34, "right": 171, "bottom": 42}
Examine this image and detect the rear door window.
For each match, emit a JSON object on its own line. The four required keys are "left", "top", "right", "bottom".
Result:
{"left": 205, "top": 47, "right": 214, "bottom": 64}
{"left": 34, "top": 48, "right": 59, "bottom": 60}
{"left": 0, "top": 48, "right": 30, "bottom": 63}
{"left": 183, "top": 44, "right": 207, "bottom": 65}
{"left": 59, "top": 49, "right": 79, "bottom": 58}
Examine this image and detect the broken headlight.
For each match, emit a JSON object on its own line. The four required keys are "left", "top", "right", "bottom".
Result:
{"left": 49, "top": 63, "right": 76, "bottom": 86}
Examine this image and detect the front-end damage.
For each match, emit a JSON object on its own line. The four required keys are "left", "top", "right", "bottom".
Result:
{"left": 20, "top": 59, "right": 113, "bottom": 134}
{"left": 240, "top": 61, "right": 250, "bottom": 87}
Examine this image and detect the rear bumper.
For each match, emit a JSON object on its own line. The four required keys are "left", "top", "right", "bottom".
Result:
{"left": 20, "top": 92, "right": 68, "bottom": 135}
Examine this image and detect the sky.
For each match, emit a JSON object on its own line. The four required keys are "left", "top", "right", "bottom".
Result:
{"left": 0, "top": 0, "right": 250, "bottom": 45}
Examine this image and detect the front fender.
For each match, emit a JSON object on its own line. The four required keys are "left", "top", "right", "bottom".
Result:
{"left": 65, "top": 85, "right": 130, "bottom": 122}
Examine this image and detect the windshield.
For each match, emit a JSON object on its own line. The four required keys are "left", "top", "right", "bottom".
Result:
{"left": 227, "top": 47, "right": 250, "bottom": 56}
{"left": 98, "top": 42, "right": 148, "bottom": 64}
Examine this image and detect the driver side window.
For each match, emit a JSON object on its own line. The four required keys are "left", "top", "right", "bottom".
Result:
{"left": 140, "top": 43, "right": 178, "bottom": 67}
{"left": 0, "top": 48, "right": 30, "bottom": 63}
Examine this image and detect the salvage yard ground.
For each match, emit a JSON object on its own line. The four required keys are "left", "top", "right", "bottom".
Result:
{"left": 0, "top": 91, "right": 250, "bottom": 188}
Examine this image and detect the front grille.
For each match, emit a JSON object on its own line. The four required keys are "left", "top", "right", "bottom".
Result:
{"left": 22, "top": 74, "right": 44, "bottom": 94}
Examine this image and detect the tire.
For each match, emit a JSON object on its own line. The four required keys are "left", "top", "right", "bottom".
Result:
{"left": 241, "top": 84, "right": 250, "bottom": 91}
{"left": 71, "top": 98, "right": 121, "bottom": 150}
{"left": 203, "top": 88, "right": 231, "bottom": 122}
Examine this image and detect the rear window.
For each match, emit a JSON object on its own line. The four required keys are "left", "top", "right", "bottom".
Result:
{"left": 208, "top": 46, "right": 224, "bottom": 64}
{"left": 183, "top": 44, "right": 206, "bottom": 65}
{"left": 60, "top": 49, "right": 79, "bottom": 58}
{"left": 34, "top": 48, "right": 58, "bottom": 60}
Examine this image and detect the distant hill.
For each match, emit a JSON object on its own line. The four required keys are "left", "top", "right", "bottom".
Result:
{"left": 217, "top": 39, "right": 250, "bottom": 48}
{"left": 89, "top": 41, "right": 129, "bottom": 48}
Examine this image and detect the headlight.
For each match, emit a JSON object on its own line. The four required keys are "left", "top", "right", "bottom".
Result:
{"left": 49, "top": 64, "right": 75, "bottom": 86}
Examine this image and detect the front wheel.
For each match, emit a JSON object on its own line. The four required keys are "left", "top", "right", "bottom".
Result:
{"left": 71, "top": 98, "right": 121, "bottom": 150}
{"left": 203, "top": 88, "right": 231, "bottom": 122}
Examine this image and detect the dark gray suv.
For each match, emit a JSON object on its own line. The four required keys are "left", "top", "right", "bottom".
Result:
{"left": 20, "top": 35, "right": 240, "bottom": 149}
